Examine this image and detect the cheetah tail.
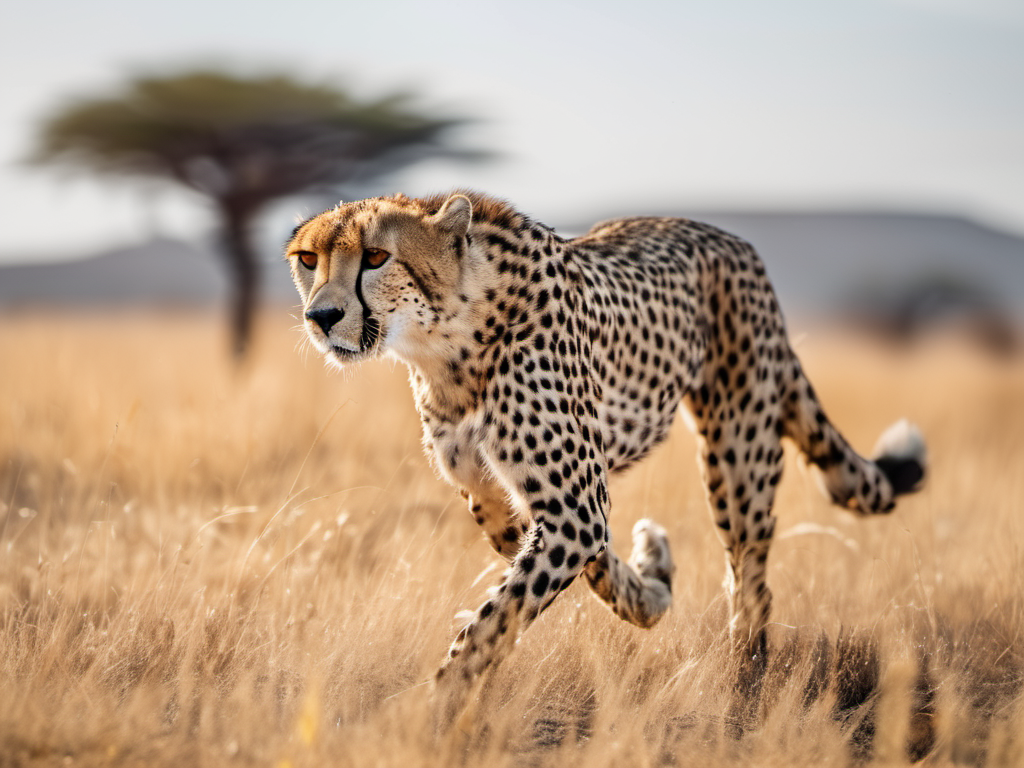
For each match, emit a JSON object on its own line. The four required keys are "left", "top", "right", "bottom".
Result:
{"left": 784, "top": 361, "right": 927, "bottom": 515}
{"left": 871, "top": 418, "right": 927, "bottom": 496}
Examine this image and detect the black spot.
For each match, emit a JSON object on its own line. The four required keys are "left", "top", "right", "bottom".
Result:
{"left": 548, "top": 545, "right": 565, "bottom": 568}
{"left": 532, "top": 571, "right": 551, "bottom": 597}
{"left": 486, "top": 233, "right": 516, "bottom": 252}
{"left": 875, "top": 455, "right": 925, "bottom": 496}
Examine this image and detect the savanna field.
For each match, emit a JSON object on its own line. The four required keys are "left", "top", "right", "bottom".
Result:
{"left": 1, "top": 309, "right": 1022, "bottom": 767}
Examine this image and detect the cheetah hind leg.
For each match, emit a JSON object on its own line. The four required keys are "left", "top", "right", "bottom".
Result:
{"left": 585, "top": 519, "right": 674, "bottom": 629}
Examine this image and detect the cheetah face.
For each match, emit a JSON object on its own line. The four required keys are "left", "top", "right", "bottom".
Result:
{"left": 286, "top": 194, "right": 471, "bottom": 366}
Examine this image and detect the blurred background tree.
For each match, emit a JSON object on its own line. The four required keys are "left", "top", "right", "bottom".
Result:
{"left": 29, "top": 69, "right": 483, "bottom": 357}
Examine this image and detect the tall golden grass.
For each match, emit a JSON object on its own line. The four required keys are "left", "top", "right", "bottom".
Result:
{"left": 1, "top": 309, "right": 1022, "bottom": 767}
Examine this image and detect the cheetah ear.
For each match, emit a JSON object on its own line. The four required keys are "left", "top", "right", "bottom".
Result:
{"left": 431, "top": 194, "right": 472, "bottom": 238}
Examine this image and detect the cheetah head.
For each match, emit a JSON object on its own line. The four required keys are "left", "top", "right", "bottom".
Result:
{"left": 286, "top": 193, "right": 472, "bottom": 366}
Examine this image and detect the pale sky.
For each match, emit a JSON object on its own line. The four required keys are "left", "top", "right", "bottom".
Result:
{"left": 1, "top": 0, "right": 1022, "bottom": 262}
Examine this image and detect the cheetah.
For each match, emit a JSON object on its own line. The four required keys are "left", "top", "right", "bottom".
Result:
{"left": 286, "top": 190, "right": 926, "bottom": 720}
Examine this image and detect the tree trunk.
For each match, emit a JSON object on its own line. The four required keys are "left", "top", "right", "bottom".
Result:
{"left": 219, "top": 202, "right": 260, "bottom": 359}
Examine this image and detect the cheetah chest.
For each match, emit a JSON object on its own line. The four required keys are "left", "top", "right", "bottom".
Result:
{"left": 421, "top": 407, "right": 492, "bottom": 493}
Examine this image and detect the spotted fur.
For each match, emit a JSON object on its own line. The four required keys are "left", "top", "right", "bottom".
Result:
{"left": 286, "top": 190, "right": 926, "bottom": 720}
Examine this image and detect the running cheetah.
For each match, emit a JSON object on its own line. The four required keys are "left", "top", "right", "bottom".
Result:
{"left": 286, "top": 191, "right": 926, "bottom": 720}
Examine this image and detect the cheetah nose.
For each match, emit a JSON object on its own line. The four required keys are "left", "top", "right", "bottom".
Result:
{"left": 305, "top": 307, "right": 345, "bottom": 334}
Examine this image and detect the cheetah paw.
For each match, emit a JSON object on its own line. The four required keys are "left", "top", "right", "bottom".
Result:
{"left": 630, "top": 518, "right": 674, "bottom": 588}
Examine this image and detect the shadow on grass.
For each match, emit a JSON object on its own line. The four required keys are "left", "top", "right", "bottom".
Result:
{"left": 506, "top": 623, "right": 1022, "bottom": 766}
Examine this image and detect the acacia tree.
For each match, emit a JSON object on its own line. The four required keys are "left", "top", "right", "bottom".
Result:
{"left": 31, "top": 69, "right": 481, "bottom": 356}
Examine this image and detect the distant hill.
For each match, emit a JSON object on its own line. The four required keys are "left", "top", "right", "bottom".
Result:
{"left": 0, "top": 237, "right": 299, "bottom": 308}
{"left": 2, "top": 212, "right": 1022, "bottom": 325}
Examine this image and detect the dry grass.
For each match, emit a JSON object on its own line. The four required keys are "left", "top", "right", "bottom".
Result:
{"left": 1, "top": 309, "right": 1022, "bottom": 767}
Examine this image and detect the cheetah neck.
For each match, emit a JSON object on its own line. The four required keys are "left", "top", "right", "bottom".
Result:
{"left": 392, "top": 220, "right": 564, "bottom": 423}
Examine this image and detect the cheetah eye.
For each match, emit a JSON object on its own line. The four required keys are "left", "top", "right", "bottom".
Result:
{"left": 363, "top": 248, "right": 391, "bottom": 269}
{"left": 295, "top": 251, "right": 318, "bottom": 271}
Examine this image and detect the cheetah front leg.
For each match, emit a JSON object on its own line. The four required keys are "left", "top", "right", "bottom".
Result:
{"left": 461, "top": 485, "right": 529, "bottom": 561}
{"left": 584, "top": 519, "right": 674, "bottom": 628}
{"left": 433, "top": 432, "right": 608, "bottom": 729}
